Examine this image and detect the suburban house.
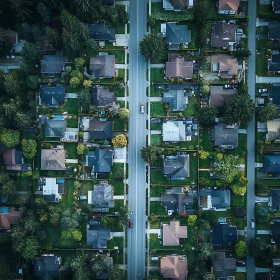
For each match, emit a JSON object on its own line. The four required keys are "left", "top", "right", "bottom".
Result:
{"left": 41, "top": 149, "right": 66, "bottom": 170}
{"left": 211, "top": 54, "right": 238, "bottom": 79}
{"left": 162, "top": 120, "right": 186, "bottom": 142}
{"left": 88, "top": 182, "right": 114, "bottom": 212}
{"left": 91, "top": 85, "right": 116, "bottom": 107}
{"left": 90, "top": 55, "right": 115, "bottom": 79}
{"left": 87, "top": 223, "right": 111, "bottom": 248}
{"left": 266, "top": 120, "right": 280, "bottom": 141}
{"left": 211, "top": 22, "right": 236, "bottom": 48}
{"left": 272, "top": 220, "right": 280, "bottom": 244}
{"left": 89, "top": 119, "right": 113, "bottom": 141}
{"left": 199, "top": 190, "right": 231, "bottom": 210}
{"left": 0, "top": 144, "right": 26, "bottom": 172}
{"left": 218, "top": 0, "right": 240, "bottom": 14}
{"left": 213, "top": 252, "right": 236, "bottom": 279}
{"left": 162, "top": 220, "right": 188, "bottom": 246}
{"left": 160, "top": 255, "right": 188, "bottom": 280}
{"left": 45, "top": 119, "right": 66, "bottom": 138}
{"left": 270, "top": 189, "right": 280, "bottom": 211}
{"left": 209, "top": 85, "right": 237, "bottom": 107}
{"left": 163, "top": 0, "right": 193, "bottom": 11}
{"left": 162, "top": 88, "right": 188, "bottom": 111}
{"left": 273, "top": 0, "right": 280, "bottom": 13}
{"left": 39, "top": 86, "right": 65, "bottom": 108}
{"left": 165, "top": 54, "right": 193, "bottom": 80}
{"left": 211, "top": 222, "right": 238, "bottom": 249}
{"left": 161, "top": 187, "right": 194, "bottom": 215}
{"left": 165, "top": 22, "right": 191, "bottom": 50}
{"left": 86, "top": 148, "right": 113, "bottom": 175}
{"left": 271, "top": 259, "right": 280, "bottom": 280}
{"left": 33, "top": 254, "right": 61, "bottom": 280}
{"left": 37, "top": 177, "right": 65, "bottom": 202}
{"left": 268, "top": 22, "right": 280, "bottom": 41}
{"left": 212, "top": 123, "right": 239, "bottom": 149}
{"left": 41, "top": 54, "right": 66, "bottom": 75}
{"left": 89, "top": 22, "right": 116, "bottom": 42}
{"left": 0, "top": 207, "right": 22, "bottom": 230}
{"left": 163, "top": 154, "right": 190, "bottom": 181}
{"left": 263, "top": 154, "right": 280, "bottom": 176}
{"left": 268, "top": 54, "right": 280, "bottom": 73}
{"left": 269, "top": 84, "right": 280, "bottom": 109}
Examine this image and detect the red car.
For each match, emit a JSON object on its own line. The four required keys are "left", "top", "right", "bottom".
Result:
{"left": 128, "top": 220, "right": 133, "bottom": 228}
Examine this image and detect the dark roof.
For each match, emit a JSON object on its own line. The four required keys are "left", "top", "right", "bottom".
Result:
{"left": 33, "top": 255, "right": 60, "bottom": 280}
{"left": 211, "top": 22, "right": 236, "bottom": 48}
{"left": 271, "top": 189, "right": 280, "bottom": 210}
{"left": 89, "top": 119, "right": 113, "bottom": 140}
{"left": 101, "top": 0, "right": 115, "bottom": 6}
{"left": 273, "top": 0, "right": 280, "bottom": 12}
{"left": 269, "top": 54, "right": 280, "bottom": 72}
{"left": 41, "top": 55, "right": 65, "bottom": 74}
{"left": 171, "top": 0, "right": 190, "bottom": 9}
{"left": 87, "top": 149, "right": 113, "bottom": 173}
{"left": 1, "top": 148, "right": 23, "bottom": 171}
{"left": 40, "top": 86, "right": 65, "bottom": 107}
{"left": 164, "top": 155, "right": 190, "bottom": 180}
{"left": 166, "top": 54, "right": 193, "bottom": 79}
{"left": 210, "top": 85, "right": 236, "bottom": 107}
{"left": 213, "top": 252, "right": 236, "bottom": 279}
{"left": 43, "top": 194, "right": 56, "bottom": 202}
{"left": 91, "top": 86, "right": 116, "bottom": 106}
{"left": 263, "top": 154, "right": 280, "bottom": 173}
{"left": 211, "top": 222, "right": 238, "bottom": 249}
{"left": 162, "top": 89, "right": 186, "bottom": 111}
{"left": 89, "top": 22, "right": 116, "bottom": 41}
{"left": 269, "top": 22, "right": 280, "bottom": 40}
{"left": 200, "top": 190, "right": 231, "bottom": 209}
{"left": 269, "top": 84, "right": 280, "bottom": 105}
{"left": 45, "top": 119, "right": 66, "bottom": 138}
{"left": 88, "top": 182, "right": 114, "bottom": 208}
{"left": 272, "top": 262, "right": 280, "bottom": 280}
{"left": 212, "top": 124, "right": 238, "bottom": 147}
{"left": 272, "top": 221, "right": 280, "bottom": 244}
{"left": 87, "top": 224, "right": 111, "bottom": 248}
{"left": 90, "top": 55, "right": 115, "bottom": 79}
{"left": 166, "top": 23, "right": 191, "bottom": 44}
{"left": 0, "top": 207, "right": 22, "bottom": 230}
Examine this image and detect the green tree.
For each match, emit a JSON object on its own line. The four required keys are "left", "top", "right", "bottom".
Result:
{"left": 77, "top": 144, "right": 85, "bottom": 155}
{"left": 198, "top": 243, "right": 215, "bottom": 261}
{"left": 71, "top": 0, "right": 96, "bottom": 18}
{"left": 22, "top": 139, "right": 37, "bottom": 159}
{"left": 37, "top": 2, "right": 51, "bottom": 22}
{"left": 70, "top": 77, "right": 81, "bottom": 88}
{"left": 235, "top": 207, "right": 246, "bottom": 217}
{"left": 140, "top": 33, "right": 165, "bottom": 63}
{"left": 112, "top": 134, "right": 127, "bottom": 148}
{"left": 109, "top": 264, "right": 124, "bottom": 280}
{"left": 118, "top": 205, "right": 130, "bottom": 227}
{"left": 48, "top": 206, "right": 62, "bottom": 225}
{"left": 250, "top": 238, "right": 276, "bottom": 263}
{"left": 201, "top": 85, "right": 210, "bottom": 96}
{"left": 203, "top": 272, "right": 215, "bottom": 280}
{"left": 256, "top": 182, "right": 267, "bottom": 195}
{"left": 119, "top": 108, "right": 129, "bottom": 121}
{"left": 113, "top": 168, "right": 124, "bottom": 180}
{"left": 61, "top": 208, "right": 81, "bottom": 230}
{"left": 74, "top": 58, "right": 85, "bottom": 69}
{"left": 61, "top": 228, "right": 82, "bottom": 241}
{"left": 112, "top": 5, "right": 129, "bottom": 25}
{"left": 212, "top": 154, "right": 239, "bottom": 185}
{"left": 78, "top": 88, "right": 91, "bottom": 113}
{"left": 234, "top": 48, "right": 251, "bottom": 58}
{"left": 0, "top": 129, "right": 20, "bottom": 148}
{"left": 26, "top": 75, "right": 39, "bottom": 89}
{"left": 232, "top": 184, "right": 247, "bottom": 195}
{"left": 187, "top": 215, "right": 197, "bottom": 228}
{"left": 15, "top": 112, "right": 33, "bottom": 131}
{"left": 4, "top": 74, "right": 22, "bottom": 97}
{"left": 235, "top": 240, "right": 248, "bottom": 258}
{"left": 23, "top": 212, "right": 40, "bottom": 234}
{"left": 198, "top": 150, "right": 209, "bottom": 160}
{"left": 91, "top": 255, "right": 107, "bottom": 276}
{"left": 141, "top": 145, "right": 164, "bottom": 165}
{"left": 83, "top": 79, "right": 93, "bottom": 88}
{"left": 257, "top": 102, "right": 278, "bottom": 122}
{"left": 224, "top": 93, "right": 255, "bottom": 125}
{"left": 201, "top": 210, "right": 217, "bottom": 225}
{"left": 0, "top": 28, "right": 13, "bottom": 54}
{"left": 255, "top": 204, "right": 270, "bottom": 223}
{"left": 66, "top": 253, "right": 89, "bottom": 280}
{"left": 197, "top": 107, "right": 217, "bottom": 127}
{"left": 46, "top": 27, "right": 61, "bottom": 49}
{"left": 7, "top": 0, "right": 32, "bottom": 22}
{"left": 101, "top": 216, "right": 109, "bottom": 227}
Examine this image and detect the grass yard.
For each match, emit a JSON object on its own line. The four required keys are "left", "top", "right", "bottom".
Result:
{"left": 113, "top": 117, "right": 126, "bottom": 131}
{"left": 150, "top": 102, "right": 165, "bottom": 116}
{"left": 257, "top": 0, "right": 280, "bottom": 19}
{"left": 111, "top": 163, "right": 125, "bottom": 179}
{"left": 40, "top": 98, "right": 78, "bottom": 115}
{"left": 179, "top": 136, "right": 198, "bottom": 150}
{"left": 151, "top": 134, "right": 162, "bottom": 146}
{"left": 61, "top": 179, "right": 75, "bottom": 208}
{"left": 117, "top": 69, "right": 125, "bottom": 79}
{"left": 150, "top": 122, "right": 162, "bottom": 130}
{"left": 17, "top": 178, "right": 33, "bottom": 192}
{"left": 231, "top": 195, "right": 246, "bottom": 208}
{"left": 109, "top": 50, "right": 125, "bottom": 64}
{"left": 235, "top": 273, "right": 246, "bottom": 280}
{"left": 64, "top": 143, "right": 78, "bottom": 159}
{"left": 150, "top": 86, "right": 164, "bottom": 97}
{"left": 110, "top": 84, "right": 125, "bottom": 97}
{"left": 150, "top": 185, "right": 167, "bottom": 197}
{"left": 151, "top": 68, "right": 166, "bottom": 84}
{"left": 111, "top": 180, "right": 124, "bottom": 195}
{"left": 80, "top": 180, "right": 95, "bottom": 195}
{"left": 107, "top": 237, "right": 124, "bottom": 249}
{"left": 256, "top": 26, "right": 268, "bottom": 36}
{"left": 183, "top": 95, "right": 198, "bottom": 116}
{"left": 256, "top": 50, "right": 268, "bottom": 76}
{"left": 67, "top": 117, "right": 78, "bottom": 128}
{"left": 150, "top": 201, "right": 167, "bottom": 216}
{"left": 109, "top": 199, "right": 123, "bottom": 214}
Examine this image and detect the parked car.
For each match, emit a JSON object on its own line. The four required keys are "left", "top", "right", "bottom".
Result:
{"left": 140, "top": 103, "right": 145, "bottom": 114}
{"left": 258, "top": 88, "right": 268, "bottom": 93}
{"left": 128, "top": 220, "right": 133, "bottom": 228}
{"left": 236, "top": 260, "right": 246, "bottom": 266}
{"left": 251, "top": 218, "right": 255, "bottom": 228}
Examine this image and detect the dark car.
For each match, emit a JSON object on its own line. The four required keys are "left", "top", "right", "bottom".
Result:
{"left": 128, "top": 220, "right": 133, "bottom": 228}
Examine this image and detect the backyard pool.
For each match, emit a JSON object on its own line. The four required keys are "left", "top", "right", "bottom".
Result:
{"left": 57, "top": 178, "right": 64, "bottom": 184}
{"left": 53, "top": 115, "right": 64, "bottom": 120}
{"left": 0, "top": 206, "right": 10, "bottom": 213}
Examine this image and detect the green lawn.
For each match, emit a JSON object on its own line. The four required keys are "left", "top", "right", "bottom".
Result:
{"left": 107, "top": 237, "right": 124, "bottom": 249}
{"left": 111, "top": 180, "right": 124, "bottom": 195}
{"left": 150, "top": 122, "right": 162, "bottom": 130}
{"left": 150, "top": 102, "right": 165, "bottom": 116}
{"left": 109, "top": 199, "right": 124, "bottom": 214}
{"left": 183, "top": 95, "right": 198, "bottom": 116}
{"left": 231, "top": 195, "right": 246, "bottom": 207}
{"left": 150, "top": 68, "right": 166, "bottom": 84}
{"left": 113, "top": 117, "right": 126, "bottom": 131}
{"left": 64, "top": 143, "right": 78, "bottom": 159}
{"left": 151, "top": 134, "right": 162, "bottom": 145}
{"left": 256, "top": 26, "right": 268, "bottom": 36}
{"left": 80, "top": 180, "right": 95, "bottom": 195}
{"left": 17, "top": 178, "right": 33, "bottom": 192}
{"left": 67, "top": 117, "right": 78, "bottom": 128}
{"left": 150, "top": 201, "right": 166, "bottom": 216}
{"left": 61, "top": 179, "right": 75, "bottom": 208}
{"left": 256, "top": 50, "right": 268, "bottom": 76}
{"left": 179, "top": 136, "right": 198, "bottom": 150}
{"left": 110, "top": 84, "right": 125, "bottom": 97}
{"left": 150, "top": 86, "right": 164, "bottom": 97}
{"left": 39, "top": 98, "right": 78, "bottom": 115}
{"left": 150, "top": 185, "right": 167, "bottom": 197}
{"left": 111, "top": 163, "right": 125, "bottom": 179}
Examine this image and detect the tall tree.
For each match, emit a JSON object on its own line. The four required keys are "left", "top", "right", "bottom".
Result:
{"left": 141, "top": 145, "right": 164, "bottom": 165}
{"left": 91, "top": 255, "right": 107, "bottom": 276}
{"left": 0, "top": 129, "right": 20, "bottom": 148}
{"left": 37, "top": 2, "right": 51, "bottom": 22}
{"left": 112, "top": 134, "right": 127, "bottom": 148}
{"left": 198, "top": 243, "right": 215, "bottom": 261}
{"left": 255, "top": 204, "right": 270, "bottom": 223}
{"left": 61, "top": 208, "right": 81, "bottom": 230}
{"left": 235, "top": 240, "right": 248, "bottom": 258}
{"left": 78, "top": 88, "right": 91, "bottom": 113}
{"left": 118, "top": 205, "right": 130, "bottom": 227}
{"left": 257, "top": 102, "right": 278, "bottom": 122}
{"left": 197, "top": 107, "right": 217, "bottom": 127}
{"left": 7, "top": 0, "right": 32, "bottom": 22}
{"left": 66, "top": 253, "right": 89, "bottom": 280}
{"left": 0, "top": 28, "right": 13, "bottom": 54}
{"left": 22, "top": 139, "right": 37, "bottom": 159}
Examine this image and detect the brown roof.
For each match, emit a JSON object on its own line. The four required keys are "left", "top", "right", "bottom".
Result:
{"left": 219, "top": 0, "right": 240, "bottom": 13}
{"left": 0, "top": 207, "right": 22, "bottom": 230}
{"left": 90, "top": 55, "right": 115, "bottom": 79}
{"left": 211, "top": 54, "right": 238, "bottom": 79}
{"left": 163, "top": 220, "right": 188, "bottom": 246}
{"left": 2, "top": 148, "right": 16, "bottom": 165}
{"left": 210, "top": 85, "right": 237, "bottom": 107}
{"left": 3, "top": 29, "right": 18, "bottom": 45}
{"left": 41, "top": 149, "right": 66, "bottom": 170}
{"left": 211, "top": 23, "right": 236, "bottom": 48}
{"left": 161, "top": 255, "right": 188, "bottom": 280}
{"left": 166, "top": 54, "right": 193, "bottom": 79}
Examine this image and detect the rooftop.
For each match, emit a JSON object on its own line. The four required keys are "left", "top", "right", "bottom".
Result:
{"left": 162, "top": 220, "right": 188, "bottom": 246}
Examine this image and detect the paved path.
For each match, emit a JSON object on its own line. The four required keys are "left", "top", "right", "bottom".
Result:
{"left": 116, "top": 97, "right": 127, "bottom": 101}
{"left": 112, "top": 232, "right": 125, "bottom": 237}
{"left": 146, "top": 229, "right": 161, "bottom": 234}
{"left": 65, "top": 159, "right": 78, "bottom": 163}
{"left": 65, "top": 93, "right": 77, "bottom": 98}
{"left": 257, "top": 76, "right": 280, "bottom": 83}
{"left": 148, "top": 97, "right": 162, "bottom": 102}
{"left": 257, "top": 230, "right": 271, "bottom": 234}
{"left": 247, "top": 1, "right": 257, "bottom": 278}
{"left": 150, "top": 197, "right": 161, "bottom": 201}
{"left": 116, "top": 64, "right": 129, "bottom": 69}
{"left": 150, "top": 130, "right": 161, "bottom": 135}
{"left": 256, "top": 268, "right": 270, "bottom": 273}
{"left": 113, "top": 195, "right": 126, "bottom": 200}
{"left": 237, "top": 267, "right": 247, "bottom": 272}
{"left": 255, "top": 163, "right": 263, "bottom": 167}
{"left": 150, "top": 64, "right": 165, "bottom": 68}
{"left": 238, "top": 230, "right": 245, "bottom": 235}
{"left": 238, "top": 129, "right": 247, "bottom": 134}
{"left": 115, "top": 34, "right": 129, "bottom": 47}
{"left": 116, "top": 1, "right": 130, "bottom": 5}
{"left": 256, "top": 18, "right": 269, "bottom": 27}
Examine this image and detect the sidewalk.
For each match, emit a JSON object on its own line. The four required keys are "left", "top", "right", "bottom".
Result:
{"left": 150, "top": 197, "right": 161, "bottom": 201}
{"left": 150, "top": 130, "right": 161, "bottom": 135}
{"left": 65, "top": 159, "right": 78, "bottom": 163}
{"left": 149, "top": 97, "right": 162, "bottom": 102}
{"left": 116, "top": 64, "right": 129, "bottom": 69}
{"left": 111, "top": 232, "right": 125, "bottom": 237}
{"left": 150, "top": 64, "right": 165, "bottom": 68}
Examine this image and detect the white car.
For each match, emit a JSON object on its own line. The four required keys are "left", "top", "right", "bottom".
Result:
{"left": 140, "top": 103, "right": 145, "bottom": 114}
{"left": 258, "top": 88, "right": 268, "bottom": 93}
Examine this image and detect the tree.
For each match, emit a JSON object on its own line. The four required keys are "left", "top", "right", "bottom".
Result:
{"left": 48, "top": 206, "right": 62, "bottom": 225}
{"left": 0, "top": 28, "right": 13, "bottom": 55}
{"left": 212, "top": 154, "right": 239, "bottom": 185}
{"left": 22, "top": 139, "right": 37, "bottom": 159}
{"left": 258, "top": 102, "right": 278, "bottom": 122}
{"left": 112, "top": 5, "right": 129, "bottom": 25}
{"left": 119, "top": 108, "right": 129, "bottom": 121}
{"left": 26, "top": 75, "right": 39, "bottom": 89}
{"left": 224, "top": 93, "right": 254, "bottom": 125}
{"left": 197, "top": 107, "right": 217, "bottom": 127}
{"left": 70, "top": 70, "right": 84, "bottom": 82}
{"left": 198, "top": 150, "right": 209, "bottom": 160}
{"left": 77, "top": 144, "right": 85, "bottom": 155}
{"left": 70, "top": 77, "right": 81, "bottom": 88}
{"left": 235, "top": 207, "right": 246, "bottom": 217}
{"left": 235, "top": 240, "right": 248, "bottom": 258}
{"left": 74, "top": 58, "right": 85, "bottom": 68}
{"left": 199, "top": 177, "right": 210, "bottom": 186}
{"left": 201, "top": 85, "right": 210, "bottom": 96}
{"left": 0, "top": 256, "right": 16, "bottom": 280}
{"left": 256, "top": 182, "right": 267, "bottom": 195}
{"left": 91, "top": 255, "right": 107, "bottom": 276}
{"left": 37, "top": 2, "right": 51, "bottom": 22}
{"left": 113, "top": 168, "right": 124, "bottom": 180}
{"left": 83, "top": 79, "right": 93, "bottom": 88}
{"left": 78, "top": 88, "right": 91, "bottom": 113}
{"left": 4, "top": 74, "right": 22, "bottom": 97}
{"left": 71, "top": 0, "right": 96, "bottom": 18}
{"left": 118, "top": 205, "right": 130, "bottom": 227}
{"left": 0, "top": 129, "right": 20, "bottom": 148}
{"left": 66, "top": 253, "right": 89, "bottom": 280}
{"left": 61, "top": 228, "right": 82, "bottom": 241}
{"left": 234, "top": 48, "right": 251, "bottom": 58}
{"left": 198, "top": 243, "right": 215, "bottom": 261}
{"left": 109, "top": 264, "right": 124, "bottom": 280}
{"left": 106, "top": 102, "right": 120, "bottom": 116}
{"left": 250, "top": 238, "right": 276, "bottom": 262}
{"left": 61, "top": 208, "right": 81, "bottom": 230}
{"left": 23, "top": 212, "right": 40, "bottom": 234}
{"left": 255, "top": 204, "right": 270, "bottom": 223}
{"left": 201, "top": 210, "right": 217, "bottom": 225}
{"left": 203, "top": 273, "right": 215, "bottom": 280}
{"left": 7, "top": 0, "right": 32, "bottom": 22}
{"left": 187, "top": 215, "right": 197, "bottom": 228}
{"left": 112, "top": 134, "right": 127, "bottom": 148}
{"left": 232, "top": 184, "right": 247, "bottom": 195}
{"left": 140, "top": 33, "right": 165, "bottom": 63}
{"left": 15, "top": 112, "right": 33, "bottom": 131}
{"left": 21, "top": 41, "right": 39, "bottom": 63}
{"left": 141, "top": 145, "right": 164, "bottom": 165}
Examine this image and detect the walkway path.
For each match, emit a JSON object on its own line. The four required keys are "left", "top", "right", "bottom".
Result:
{"left": 65, "top": 159, "right": 78, "bottom": 163}
{"left": 150, "top": 130, "right": 161, "bottom": 135}
{"left": 113, "top": 195, "right": 126, "bottom": 200}
{"left": 148, "top": 97, "right": 162, "bottom": 102}
{"left": 238, "top": 129, "right": 247, "bottom": 134}
{"left": 112, "top": 232, "right": 125, "bottom": 237}
{"left": 150, "top": 64, "right": 165, "bottom": 68}
{"left": 116, "top": 64, "right": 129, "bottom": 69}
{"left": 150, "top": 197, "right": 161, "bottom": 201}
{"left": 146, "top": 229, "right": 161, "bottom": 234}
{"left": 257, "top": 76, "right": 280, "bottom": 83}
{"left": 65, "top": 93, "right": 77, "bottom": 98}
{"left": 257, "top": 230, "right": 271, "bottom": 234}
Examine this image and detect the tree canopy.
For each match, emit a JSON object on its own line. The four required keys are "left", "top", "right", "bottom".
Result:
{"left": 197, "top": 107, "right": 217, "bottom": 127}
{"left": 112, "top": 134, "right": 127, "bottom": 148}
{"left": 22, "top": 139, "right": 37, "bottom": 159}
{"left": 141, "top": 145, "right": 164, "bottom": 165}
{"left": 257, "top": 102, "right": 278, "bottom": 123}
{"left": 198, "top": 243, "right": 215, "bottom": 261}
{"left": 235, "top": 240, "right": 248, "bottom": 258}
{"left": 0, "top": 129, "right": 20, "bottom": 148}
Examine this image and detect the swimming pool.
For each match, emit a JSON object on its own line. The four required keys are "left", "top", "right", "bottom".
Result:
{"left": 53, "top": 115, "right": 64, "bottom": 120}
{"left": 99, "top": 118, "right": 107, "bottom": 121}
{"left": 218, "top": 217, "right": 227, "bottom": 223}
{"left": 57, "top": 178, "right": 64, "bottom": 184}
{"left": 0, "top": 206, "right": 10, "bottom": 213}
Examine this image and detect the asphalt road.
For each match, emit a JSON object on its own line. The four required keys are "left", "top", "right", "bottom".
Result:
{"left": 246, "top": 0, "right": 257, "bottom": 279}
{"left": 127, "top": 0, "right": 147, "bottom": 279}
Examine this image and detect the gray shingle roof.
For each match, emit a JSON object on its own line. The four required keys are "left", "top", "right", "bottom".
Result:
{"left": 89, "top": 22, "right": 116, "bottom": 41}
{"left": 166, "top": 22, "right": 191, "bottom": 44}
{"left": 209, "top": 85, "right": 237, "bottom": 107}
{"left": 87, "top": 224, "right": 111, "bottom": 248}
{"left": 200, "top": 190, "right": 231, "bottom": 209}
{"left": 88, "top": 182, "right": 114, "bottom": 208}
{"left": 162, "top": 121, "right": 186, "bottom": 142}
{"left": 90, "top": 55, "right": 115, "bottom": 79}
{"left": 45, "top": 119, "right": 66, "bottom": 138}
{"left": 165, "top": 54, "right": 193, "bottom": 79}
{"left": 41, "top": 149, "right": 66, "bottom": 170}
{"left": 40, "top": 86, "right": 65, "bottom": 107}
{"left": 91, "top": 85, "right": 116, "bottom": 106}
{"left": 211, "top": 22, "right": 236, "bottom": 48}
{"left": 263, "top": 154, "right": 280, "bottom": 173}
{"left": 164, "top": 155, "right": 190, "bottom": 180}
{"left": 271, "top": 189, "right": 280, "bottom": 210}
{"left": 269, "top": 22, "right": 280, "bottom": 40}
{"left": 213, "top": 252, "right": 236, "bottom": 279}
{"left": 162, "top": 89, "right": 186, "bottom": 111}
{"left": 269, "top": 54, "right": 280, "bottom": 72}
{"left": 212, "top": 124, "right": 238, "bottom": 147}
{"left": 87, "top": 148, "right": 113, "bottom": 173}
{"left": 33, "top": 255, "right": 60, "bottom": 280}
{"left": 89, "top": 119, "right": 113, "bottom": 140}
{"left": 211, "top": 223, "right": 238, "bottom": 249}
{"left": 41, "top": 55, "right": 65, "bottom": 74}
